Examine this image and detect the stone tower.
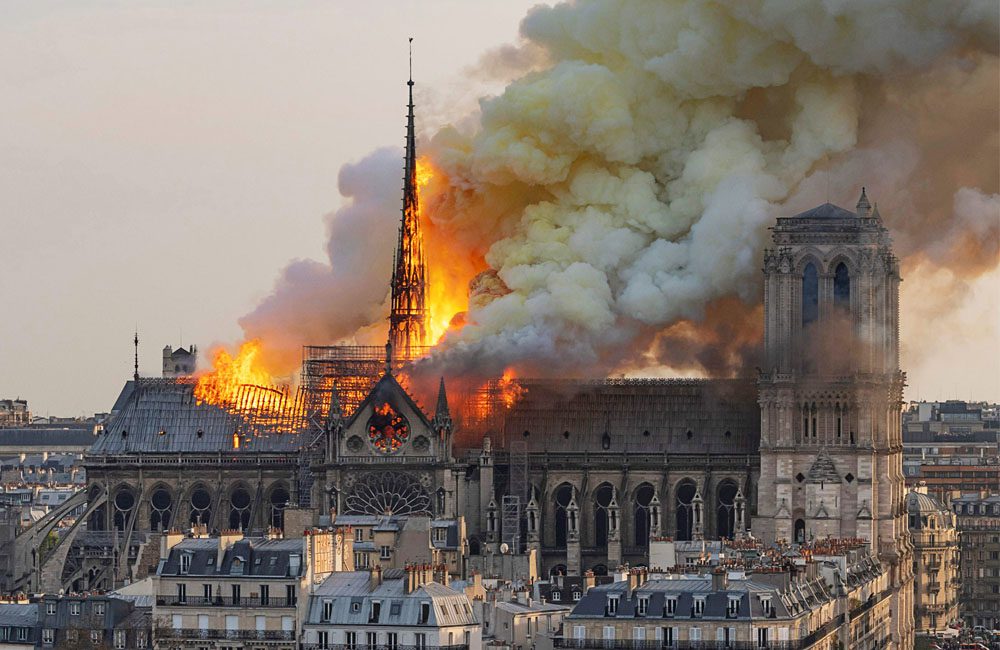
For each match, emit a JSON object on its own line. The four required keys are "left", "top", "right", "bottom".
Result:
{"left": 388, "top": 49, "right": 429, "bottom": 354}
{"left": 754, "top": 190, "right": 914, "bottom": 647}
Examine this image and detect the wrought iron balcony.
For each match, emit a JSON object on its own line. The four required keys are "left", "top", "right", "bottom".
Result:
{"left": 167, "top": 628, "right": 295, "bottom": 640}
{"left": 554, "top": 639, "right": 812, "bottom": 650}
{"left": 156, "top": 595, "right": 296, "bottom": 608}
{"left": 301, "top": 645, "right": 469, "bottom": 650}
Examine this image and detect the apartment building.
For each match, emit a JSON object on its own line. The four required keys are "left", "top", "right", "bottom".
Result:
{"left": 557, "top": 541, "right": 893, "bottom": 650}
{"left": 333, "top": 515, "right": 466, "bottom": 579}
{"left": 153, "top": 528, "right": 352, "bottom": 649}
{"left": 953, "top": 494, "right": 1000, "bottom": 629}
{"left": 300, "top": 566, "right": 481, "bottom": 650}
{"left": 906, "top": 489, "right": 960, "bottom": 634}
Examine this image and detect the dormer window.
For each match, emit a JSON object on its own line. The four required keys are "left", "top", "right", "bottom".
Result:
{"left": 323, "top": 599, "right": 334, "bottom": 621}
{"left": 231, "top": 557, "right": 244, "bottom": 575}
{"left": 418, "top": 602, "right": 430, "bottom": 624}
{"left": 607, "top": 596, "right": 620, "bottom": 615}
{"left": 637, "top": 596, "right": 649, "bottom": 616}
{"left": 727, "top": 596, "right": 740, "bottom": 617}
{"left": 693, "top": 597, "right": 705, "bottom": 617}
{"left": 665, "top": 597, "right": 677, "bottom": 616}
{"left": 180, "top": 553, "right": 191, "bottom": 575}
{"left": 572, "top": 591, "right": 581, "bottom": 602}
{"left": 760, "top": 596, "right": 773, "bottom": 617}
{"left": 369, "top": 601, "right": 381, "bottom": 623}
{"left": 552, "top": 591, "right": 561, "bottom": 601}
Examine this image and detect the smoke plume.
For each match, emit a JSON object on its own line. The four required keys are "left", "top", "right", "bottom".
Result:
{"left": 244, "top": 0, "right": 999, "bottom": 384}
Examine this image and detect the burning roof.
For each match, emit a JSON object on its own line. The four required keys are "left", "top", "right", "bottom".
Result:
{"left": 89, "top": 379, "right": 309, "bottom": 455}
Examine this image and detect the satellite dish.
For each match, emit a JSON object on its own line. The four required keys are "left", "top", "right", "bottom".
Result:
{"left": 499, "top": 543, "right": 510, "bottom": 554}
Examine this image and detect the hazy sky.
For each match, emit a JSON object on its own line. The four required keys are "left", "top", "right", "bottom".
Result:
{"left": 0, "top": 1, "right": 542, "bottom": 416}
{"left": 1, "top": 2, "right": 997, "bottom": 416}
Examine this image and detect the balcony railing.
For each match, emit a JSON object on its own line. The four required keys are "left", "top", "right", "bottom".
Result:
{"left": 554, "top": 640, "right": 812, "bottom": 650}
{"left": 301, "top": 645, "right": 469, "bottom": 650}
{"left": 167, "top": 628, "right": 295, "bottom": 641}
{"left": 157, "top": 596, "right": 296, "bottom": 608}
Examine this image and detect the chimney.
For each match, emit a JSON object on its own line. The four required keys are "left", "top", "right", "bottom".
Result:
{"left": 712, "top": 568, "right": 728, "bottom": 592}
{"left": 218, "top": 529, "right": 243, "bottom": 567}
{"left": 405, "top": 565, "right": 415, "bottom": 594}
{"left": 372, "top": 565, "right": 383, "bottom": 588}
{"left": 583, "top": 570, "right": 596, "bottom": 593}
{"left": 160, "top": 529, "right": 184, "bottom": 560}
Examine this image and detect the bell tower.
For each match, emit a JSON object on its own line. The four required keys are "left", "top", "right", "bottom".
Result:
{"left": 753, "top": 189, "right": 913, "bottom": 646}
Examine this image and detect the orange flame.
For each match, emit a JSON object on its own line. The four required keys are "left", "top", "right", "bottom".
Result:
{"left": 416, "top": 156, "right": 484, "bottom": 346}
{"left": 498, "top": 368, "right": 524, "bottom": 409}
{"left": 195, "top": 339, "right": 277, "bottom": 407}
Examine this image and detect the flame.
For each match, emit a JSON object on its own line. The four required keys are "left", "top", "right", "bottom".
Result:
{"left": 498, "top": 368, "right": 524, "bottom": 409}
{"left": 417, "top": 156, "right": 485, "bottom": 346}
{"left": 195, "top": 339, "right": 276, "bottom": 407}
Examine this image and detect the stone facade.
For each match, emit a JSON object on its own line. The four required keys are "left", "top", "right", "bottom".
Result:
{"left": 752, "top": 192, "right": 913, "bottom": 648}
{"left": 906, "top": 489, "right": 959, "bottom": 634}
{"left": 953, "top": 494, "right": 1000, "bottom": 629}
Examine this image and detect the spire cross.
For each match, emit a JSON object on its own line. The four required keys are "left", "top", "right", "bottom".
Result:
{"left": 133, "top": 330, "right": 140, "bottom": 381}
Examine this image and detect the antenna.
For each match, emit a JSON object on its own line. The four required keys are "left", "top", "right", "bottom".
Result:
{"left": 133, "top": 330, "right": 140, "bottom": 381}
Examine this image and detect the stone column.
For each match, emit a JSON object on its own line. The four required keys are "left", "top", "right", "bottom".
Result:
{"left": 567, "top": 492, "right": 581, "bottom": 575}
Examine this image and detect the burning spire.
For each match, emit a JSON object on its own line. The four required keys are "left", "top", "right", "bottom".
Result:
{"left": 388, "top": 38, "right": 429, "bottom": 355}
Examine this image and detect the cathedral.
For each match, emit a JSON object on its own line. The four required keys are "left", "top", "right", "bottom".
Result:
{"left": 53, "top": 73, "right": 913, "bottom": 647}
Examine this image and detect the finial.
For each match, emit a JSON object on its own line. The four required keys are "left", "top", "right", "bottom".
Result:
{"left": 133, "top": 330, "right": 140, "bottom": 381}
{"left": 408, "top": 37, "right": 414, "bottom": 86}
{"left": 856, "top": 186, "right": 871, "bottom": 217}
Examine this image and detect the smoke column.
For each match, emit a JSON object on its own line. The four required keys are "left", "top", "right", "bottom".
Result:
{"left": 242, "top": 0, "right": 999, "bottom": 385}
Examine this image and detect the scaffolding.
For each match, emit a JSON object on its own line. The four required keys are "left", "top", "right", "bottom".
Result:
{"left": 508, "top": 440, "right": 529, "bottom": 502}
{"left": 500, "top": 494, "right": 521, "bottom": 555}
{"left": 300, "top": 345, "right": 431, "bottom": 418}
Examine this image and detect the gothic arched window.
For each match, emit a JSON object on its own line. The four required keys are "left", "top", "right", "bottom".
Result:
{"left": 554, "top": 484, "right": 573, "bottom": 548}
{"left": 716, "top": 481, "right": 738, "bottom": 539}
{"left": 794, "top": 518, "right": 806, "bottom": 544}
{"left": 675, "top": 481, "right": 697, "bottom": 541}
{"left": 802, "top": 263, "right": 819, "bottom": 325}
{"left": 593, "top": 484, "right": 614, "bottom": 547}
{"left": 634, "top": 484, "right": 655, "bottom": 547}
{"left": 834, "top": 262, "right": 850, "bottom": 309}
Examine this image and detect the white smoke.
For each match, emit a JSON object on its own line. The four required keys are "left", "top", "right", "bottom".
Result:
{"left": 245, "top": 0, "right": 999, "bottom": 383}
